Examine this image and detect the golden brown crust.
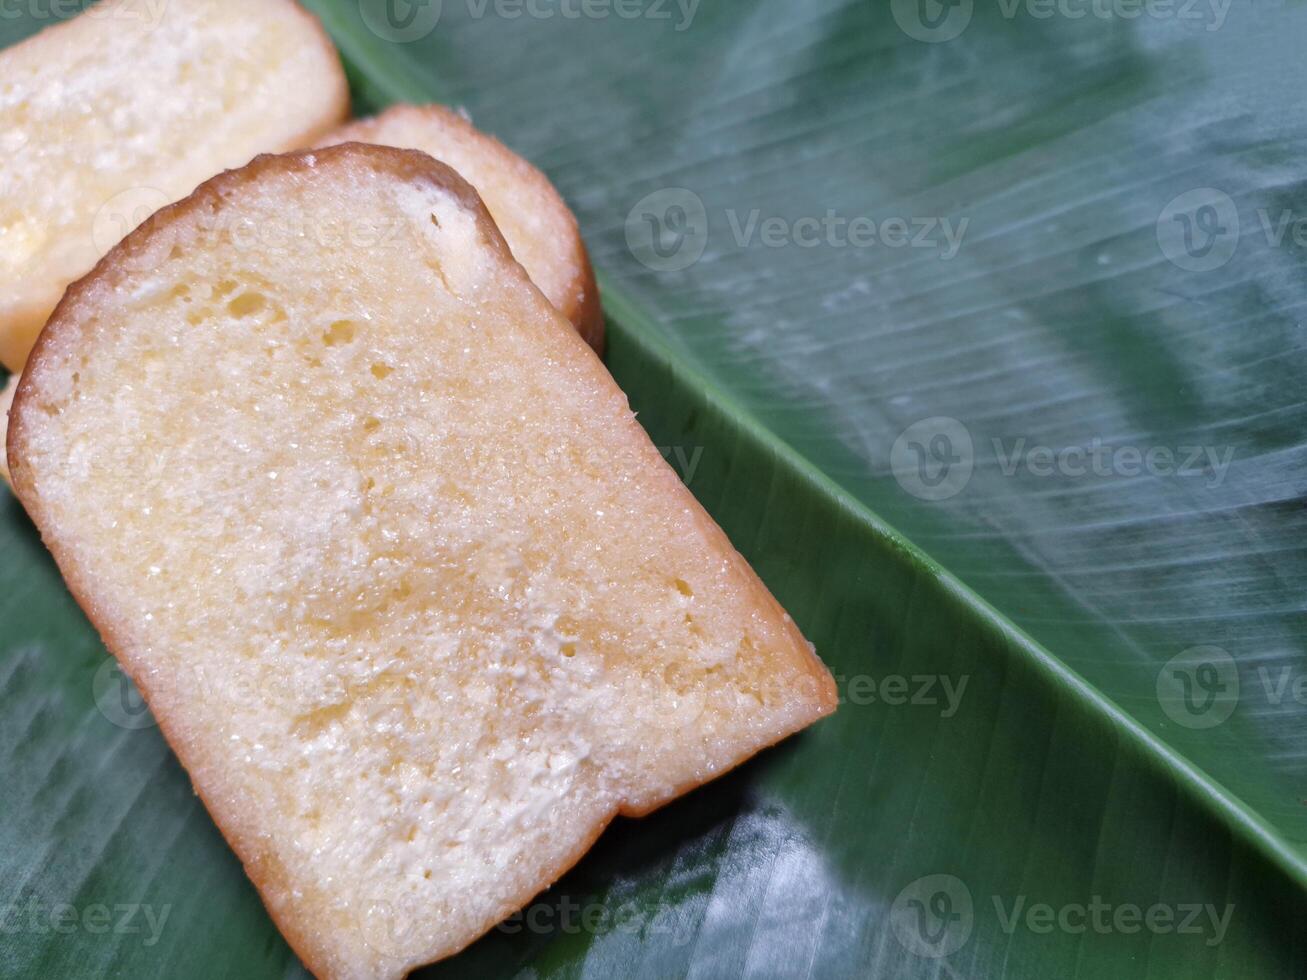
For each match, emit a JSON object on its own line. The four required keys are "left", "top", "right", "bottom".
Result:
{"left": 325, "top": 105, "right": 604, "bottom": 353}
{"left": 10, "top": 144, "right": 831, "bottom": 979}
{"left": 569, "top": 238, "right": 607, "bottom": 356}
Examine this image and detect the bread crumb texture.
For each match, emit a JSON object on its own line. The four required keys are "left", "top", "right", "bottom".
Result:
{"left": 323, "top": 106, "right": 603, "bottom": 351}
{"left": 11, "top": 147, "right": 835, "bottom": 980}
{"left": 0, "top": 0, "right": 347, "bottom": 371}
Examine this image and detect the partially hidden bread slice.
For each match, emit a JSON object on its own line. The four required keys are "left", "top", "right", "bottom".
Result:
{"left": 9, "top": 145, "right": 836, "bottom": 980}
{"left": 0, "top": 374, "right": 14, "bottom": 486}
{"left": 0, "top": 0, "right": 348, "bottom": 372}
{"left": 322, "top": 105, "right": 604, "bottom": 352}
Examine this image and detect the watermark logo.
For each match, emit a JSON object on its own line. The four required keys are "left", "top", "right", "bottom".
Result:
{"left": 0, "top": 899, "right": 171, "bottom": 946}
{"left": 1158, "top": 189, "right": 1307, "bottom": 272}
{"left": 656, "top": 445, "right": 704, "bottom": 485}
{"left": 93, "top": 659, "right": 157, "bottom": 731}
{"left": 891, "top": 417, "right": 975, "bottom": 501}
{"left": 360, "top": 874, "right": 437, "bottom": 958}
{"left": 0, "top": 0, "right": 169, "bottom": 29}
{"left": 892, "top": 421, "right": 1236, "bottom": 502}
{"left": 1001, "top": 0, "right": 1232, "bottom": 30}
{"left": 359, "top": 0, "right": 444, "bottom": 42}
{"left": 835, "top": 672, "right": 970, "bottom": 717}
{"left": 993, "top": 894, "right": 1233, "bottom": 945}
{"left": 92, "top": 184, "right": 416, "bottom": 262}
{"left": 1156, "top": 646, "right": 1239, "bottom": 729}
{"left": 657, "top": 659, "right": 709, "bottom": 729}
{"left": 1157, "top": 188, "right": 1240, "bottom": 272}
{"left": 501, "top": 895, "right": 696, "bottom": 945}
{"left": 726, "top": 210, "right": 968, "bottom": 258}
{"left": 626, "top": 188, "right": 710, "bottom": 272}
{"left": 893, "top": 0, "right": 1233, "bottom": 40}
{"left": 994, "top": 438, "right": 1234, "bottom": 487}
{"left": 92, "top": 186, "right": 171, "bottom": 257}
{"left": 626, "top": 190, "right": 969, "bottom": 271}
{"left": 892, "top": 0, "right": 974, "bottom": 42}
{"left": 359, "top": 0, "right": 699, "bottom": 38}
{"left": 894, "top": 875, "right": 1235, "bottom": 954}
{"left": 891, "top": 874, "right": 975, "bottom": 958}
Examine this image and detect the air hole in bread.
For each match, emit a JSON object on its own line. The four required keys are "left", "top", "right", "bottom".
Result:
{"left": 324, "top": 320, "right": 357, "bottom": 346}
{"left": 228, "top": 292, "right": 267, "bottom": 318}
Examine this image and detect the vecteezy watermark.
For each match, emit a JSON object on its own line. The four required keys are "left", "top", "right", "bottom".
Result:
{"left": 891, "top": 417, "right": 976, "bottom": 502}
{"left": 1156, "top": 646, "right": 1240, "bottom": 729}
{"left": 1156, "top": 188, "right": 1241, "bottom": 272}
{"left": 93, "top": 659, "right": 156, "bottom": 730}
{"left": 892, "top": 875, "right": 1234, "bottom": 959}
{"left": 891, "top": 417, "right": 1236, "bottom": 502}
{"left": 1158, "top": 188, "right": 1307, "bottom": 272}
{"left": 359, "top": 874, "right": 441, "bottom": 958}
{"left": 992, "top": 438, "right": 1234, "bottom": 487}
{"left": 500, "top": 895, "right": 697, "bottom": 945}
{"left": 833, "top": 672, "right": 970, "bottom": 717}
{"left": 359, "top": 0, "right": 444, "bottom": 41}
{"left": 359, "top": 0, "right": 699, "bottom": 42}
{"left": 893, "top": 0, "right": 1232, "bottom": 43}
{"left": 625, "top": 189, "right": 710, "bottom": 272}
{"left": 92, "top": 185, "right": 417, "bottom": 262}
{"left": 0, "top": 900, "right": 171, "bottom": 946}
{"left": 891, "top": 874, "right": 975, "bottom": 958}
{"left": 892, "top": 0, "right": 975, "bottom": 42}
{"left": 1157, "top": 646, "right": 1307, "bottom": 730}
{"left": 92, "top": 186, "right": 173, "bottom": 257}
{"left": 989, "top": 895, "right": 1233, "bottom": 946}
{"left": 0, "top": 0, "right": 168, "bottom": 28}
{"left": 656, "top": 445, "right": 703, "bottom": 485}
{"left": 625, "top": 188, "right": 969, "bottom": 272}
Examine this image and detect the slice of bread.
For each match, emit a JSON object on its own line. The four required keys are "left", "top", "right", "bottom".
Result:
{"left": 0, "top": 374, "right": 14, "bottom": 486}
{"left": 8, "top": 145, "right": 836, "bottom": 980}
{"left": 0, "top": 0, "right": 348, "bottom": 372}
{"left": 322, "top": 105, "right": 604, "bottom": 352}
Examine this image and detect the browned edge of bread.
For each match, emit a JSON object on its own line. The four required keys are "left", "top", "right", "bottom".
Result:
{"left": 8, "top": 143, "right": 835, "bottom": 979}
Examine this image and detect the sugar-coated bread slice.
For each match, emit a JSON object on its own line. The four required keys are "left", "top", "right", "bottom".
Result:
{"left": 0, "top": 0, "right": 348, "bottom": 372}
{"left": 322, "top": 105, "right": 604, "bottom": 352}
{"left": 8, "top": 145, "right": 836, "bottom": 980}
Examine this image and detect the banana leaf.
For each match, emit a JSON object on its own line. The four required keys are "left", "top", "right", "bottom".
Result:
{"left": 3, "top": 0, "right": 1307, "bottom": 976}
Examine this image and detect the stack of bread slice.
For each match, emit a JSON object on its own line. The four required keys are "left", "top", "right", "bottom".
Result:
{"left": 322, "top": 105, "right": 604, "bottom": 352}
{"left": 0, "top": 0, "right": 349, "bottom": 372}
{"left": 2, "top": 6, "right": 837, "bottom": 980}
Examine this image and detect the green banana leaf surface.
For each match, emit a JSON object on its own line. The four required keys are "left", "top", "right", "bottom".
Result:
{"left": 3, "top": 0, "right": 1307, "bottom": 976}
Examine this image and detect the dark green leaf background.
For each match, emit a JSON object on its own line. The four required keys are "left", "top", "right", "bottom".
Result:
{"left": 3, "top": 0, "right": 1306, "bottom": 976}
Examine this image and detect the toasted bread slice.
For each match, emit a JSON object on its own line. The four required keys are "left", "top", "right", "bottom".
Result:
{"left": 8, "top": 146, "right": 836, "bottom": 980}
{"left": 322, "top": 105, "right": 603, "bottom": 352}
{"left": 0, "top": 0, "right": 348, "bottom": 372}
